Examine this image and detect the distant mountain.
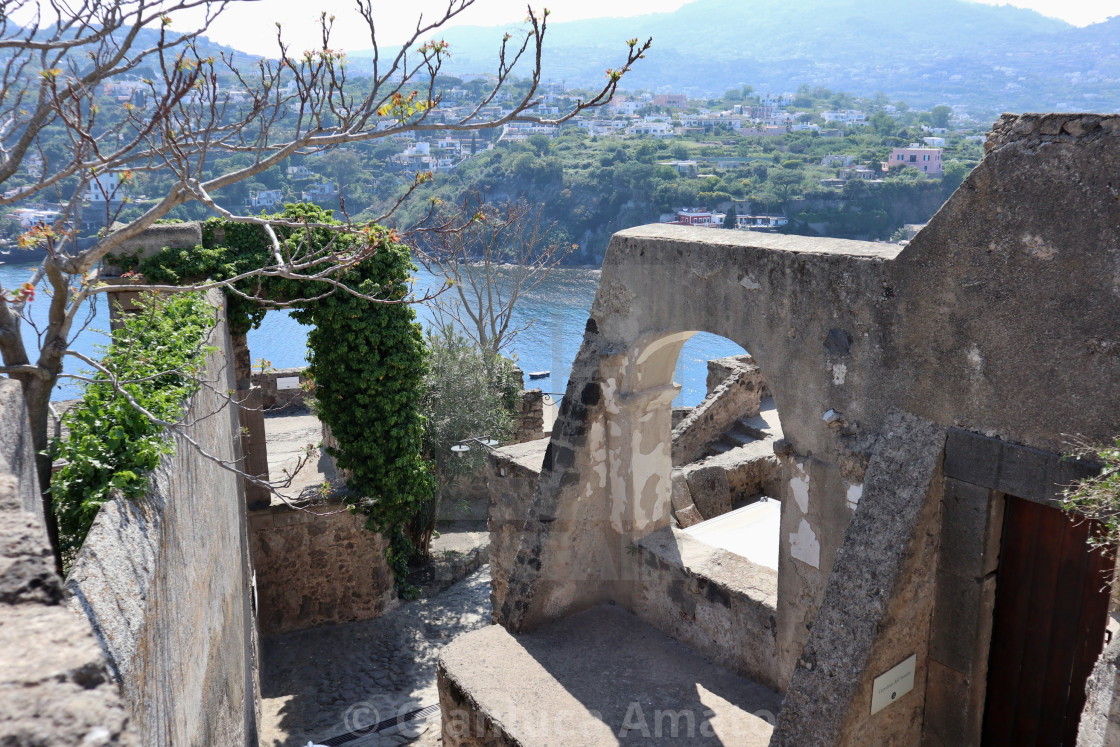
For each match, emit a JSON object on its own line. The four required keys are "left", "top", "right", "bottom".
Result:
{"left": 349, "top": 0, "right": 1120, "bottom": 114}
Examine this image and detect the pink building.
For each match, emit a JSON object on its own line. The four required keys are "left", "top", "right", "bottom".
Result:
{"left": 887, "top": 143, "right": 944, "bottom": 175}
{"left": 653, "top": 93, "right": 688, "bottom": 108}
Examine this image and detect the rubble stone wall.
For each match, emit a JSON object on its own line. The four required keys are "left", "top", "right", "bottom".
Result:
{"left": 248, "top": 500, "right": 397, "bottom": 635}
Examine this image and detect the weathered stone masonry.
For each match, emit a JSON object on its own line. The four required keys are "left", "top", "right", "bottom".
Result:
{"left": 444, "top": 113, "right": 1120, "bottom": 744}
{"left": 66, "top": 290, "right": 259, "bottom": 746}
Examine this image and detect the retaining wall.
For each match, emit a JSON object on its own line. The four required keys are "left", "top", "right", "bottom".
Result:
{"left": 65, "top": 290, "right": 259, "bottom": 746}
{"left": 248, "top": 500, "right": 398, "bottom": 635}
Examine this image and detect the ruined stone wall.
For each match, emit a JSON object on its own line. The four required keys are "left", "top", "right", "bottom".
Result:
{"left": 253, "top": 366, "right": 310, "bottom": 411}
{"left": 486, "top": 439, "right": 548, "bottom": 619}
{"left": 248, "top": 500, "right": 397, "bottom": 634}
{"left": 512, "top": 388, "right": 545, "bottom": 443}
{"left": 66, "top": 290, "right": 259, "bottom": 746}
{"left": 486, "top": 113, "right": 1120, "bottom": 744}
{"left": 706, "top": 354, "right": 757, "bottom": 397}
{"left": 672, "top": 358, "right": 766, "bottom": 466}
{"left": 0, "top": 379, "right": 136, "bottom": 746}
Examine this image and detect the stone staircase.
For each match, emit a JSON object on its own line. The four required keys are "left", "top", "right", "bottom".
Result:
{"left": 671, "top": 397, "right": 783, "bottom": 528}
{"left": 704, "top": 410, "right": 776, "bottom": 457}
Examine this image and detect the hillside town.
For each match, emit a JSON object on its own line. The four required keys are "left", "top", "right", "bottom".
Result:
{"left": 3, "top": 76, "right": 983, "bottom": 257}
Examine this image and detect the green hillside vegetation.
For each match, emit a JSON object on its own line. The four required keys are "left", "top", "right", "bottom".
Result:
{"left": 378, "top": 87, "right": 980, "bottom": 265}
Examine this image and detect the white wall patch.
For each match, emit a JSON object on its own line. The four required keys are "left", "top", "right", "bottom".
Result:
{"left": 790, "top": 463, "right": 810, "bottom": 514}
{"left": 276, "top": 376, "right": 301, "bottom": 390}
{"left": 846, "top": 483, "right": 863, "bottom": 511}
{"left": 789, "top": 518, "right": 820, "bottom": 568}
{"left": 832, "top": 363, "right": 847, "bottom": 385}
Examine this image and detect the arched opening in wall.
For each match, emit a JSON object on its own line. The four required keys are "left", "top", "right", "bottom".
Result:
{"left": 627, "top": 329, "right": 787, "bottom": 691}
{"left": 661, "top": 332, "right": 785, "bottom": 572}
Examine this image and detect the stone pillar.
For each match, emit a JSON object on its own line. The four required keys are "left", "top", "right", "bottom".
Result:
{"left": 101, "top": 279, "right": 145, "bottom": 332}
{"left": 231, "top": 332, "right": 270, "bottom": 510}
{"left": 605, "top": 383, "right": 679, "bottom": 541}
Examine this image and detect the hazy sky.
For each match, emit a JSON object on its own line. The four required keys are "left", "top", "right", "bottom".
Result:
{"left": 182, "top": 0, "right": 1115, "bottom": 57}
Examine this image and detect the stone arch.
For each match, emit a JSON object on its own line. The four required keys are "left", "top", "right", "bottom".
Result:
{"left": 606, "top": 328, "right": 783, "bottom": 532}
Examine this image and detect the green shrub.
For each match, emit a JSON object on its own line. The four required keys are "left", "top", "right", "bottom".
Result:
{"left": 117, "top": 204, "right": 434, "bottom": 594}
{"left": 52, "top": 291, "right": 215, "bottom": 561}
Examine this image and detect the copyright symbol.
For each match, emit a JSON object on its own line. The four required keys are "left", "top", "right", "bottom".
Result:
{"left": 343, "top": 700, "right": 381, "bottom": 733}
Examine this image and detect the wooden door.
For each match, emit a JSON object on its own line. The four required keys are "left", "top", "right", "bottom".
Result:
{"left": 982, "top": 496, "right": 1113, "bottom": 745}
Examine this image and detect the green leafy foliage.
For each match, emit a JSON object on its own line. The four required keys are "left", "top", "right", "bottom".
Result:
{"left": 412, "top": 324, "right": 520, "bottom": 554}
{"left": 51, "top": 291, "right": 215, "bottom": 561}
{"left": 1062, "top": 439, "right": 1120, "bottom": 550}
{"left": 118, "top": 204, "right": 434, "bottom": 593}
{"left": 296, "top": 222, "right": 435, "bottom": 594}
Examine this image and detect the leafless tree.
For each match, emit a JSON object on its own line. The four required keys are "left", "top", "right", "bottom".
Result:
{"left": 415, "top": 190, "right": 572, "bottom": 355}
{"left": 0, "top": 0, "right": 651, "bottom": 562}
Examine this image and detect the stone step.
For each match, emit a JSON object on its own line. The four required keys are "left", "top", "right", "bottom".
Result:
{"left": 438, "top": 605, "right": 781, "bottom": 745}
{"left": 724, "top": 424, "right": 760, "bottom": 446}
{"left": 734, "top": 417, "right": 770, "bottom": 441}
{"left": 708, "top": 440, "right": 734, "bottom": 455}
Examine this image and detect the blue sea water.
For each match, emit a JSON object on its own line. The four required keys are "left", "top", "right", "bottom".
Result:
{"left": 0, "top": 260, "right": 745, "bottom": 404}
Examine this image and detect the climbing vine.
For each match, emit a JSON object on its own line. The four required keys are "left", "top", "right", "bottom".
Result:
{"left": 52, "top": 291, "right": 215, "bottom": 562}
{"left": 115, "top": 205, "right": 435, "bottom": 592}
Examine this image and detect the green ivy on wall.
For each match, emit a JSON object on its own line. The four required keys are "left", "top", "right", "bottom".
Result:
{"left": 52, "top": 291, "right": 215, "bottom": 562}
{"left": 113, "top": 205, "right": 435, "bottom": 593}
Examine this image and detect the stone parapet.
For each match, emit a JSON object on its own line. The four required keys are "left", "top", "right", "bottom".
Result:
{"left": 706, "top": 354, "right": 757, "bottom": 397}
{"left": 64, "top": 290, "right": 258, "bottom": 746}
{"left": 635, "top": 526, "right": 782, "bottom": 691}
{"left": 672, "top": 360, "right": 766, "bottom": 466}
{"left": 986, "top": 112, "right": 1120, "bottom": 152}
{"left": 512, "top": 388, "right": 545, "bottom": 443}
{"left": 485, "top": 438, "right": 548, "bottom": 620}
{"left": 0, "top": 379, "right": 136, "bottom": 746}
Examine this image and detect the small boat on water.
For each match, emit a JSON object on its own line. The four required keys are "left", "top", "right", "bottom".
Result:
{"left": 528, "top": 370, "right": 550, "bottom": 379}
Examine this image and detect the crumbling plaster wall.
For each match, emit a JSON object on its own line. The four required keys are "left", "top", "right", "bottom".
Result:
{"left": 493, "top": 113, "right": 1120, "bottom": 743}
{"left": 66, "top": 290, "right": 259, "bottom": 746}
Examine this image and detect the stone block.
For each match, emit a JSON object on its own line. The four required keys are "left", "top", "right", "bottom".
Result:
{"left": 921, "top": 659, "right": 973, "bottom": 747}
{"left": 438, "top": 605, "right": 779, "bottom": 745}
{"left": 944, "top": 428, "right": 1099, "bottom": 506}
{"left": 928, "top": 570, "right": 983, "bottom": 674}
{"left": 686, "top": 465, "right": 732, "bottom": 520}
{"left": 939, "top": 478, "right": 1001, "bottom": 579}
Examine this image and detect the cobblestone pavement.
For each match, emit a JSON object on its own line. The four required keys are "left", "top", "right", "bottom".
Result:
{"left": 259, "top": 566, "right": 492, "bottom": 746}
